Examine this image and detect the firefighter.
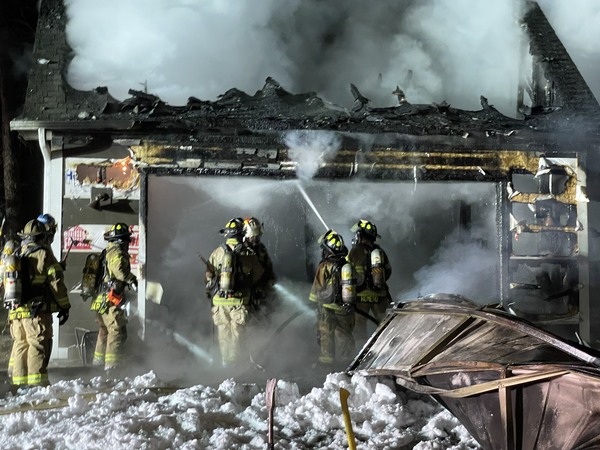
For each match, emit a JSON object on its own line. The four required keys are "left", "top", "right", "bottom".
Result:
{"left": 205, "top": 218, "right": 264, "bottom": 368}
{"left": 309, "top": 229, "right": 356, "bottom": 366}
{"left": 5, "top": 214, "right": 58, "bottom": 380}
{"left": 242, "top": 217, "right": 276, "bottom": 316}
{"left": 4, "top": 219, "right": 71, "bottom": 387}
{"left": 90, "top": 223, "right": 137, "bottom": 374}
{"left": 348, "top": 219, "right": 392, "bottom": 343}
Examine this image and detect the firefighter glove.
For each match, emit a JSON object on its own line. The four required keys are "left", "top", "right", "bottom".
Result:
{"left": 312, "top": 302, "right": 322, "bottom": 317}
{"left": 57, "top": 308, "right": 70, "bottom": 326}
{"left": 107, "top": 289, "right": 124, "bottom": 307}
{"left": 129, "top": 277, "right": 138, "bottom": 292}
{"left": 205, "top": 277, "right": 217, "bottom": 298}
{"left": 342, "top": 303, "right": 355, "bottom": 314}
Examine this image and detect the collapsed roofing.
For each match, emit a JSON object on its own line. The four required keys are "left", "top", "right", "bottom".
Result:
{"left": 11, "top": 0, "right": 600, "bottom": 148}
{"left": 349, "top": 295, "right": 600, "bottom": 450}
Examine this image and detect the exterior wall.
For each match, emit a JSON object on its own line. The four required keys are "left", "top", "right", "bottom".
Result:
{"left": 43, "top": 134, "right": 597, "bottom": 362}
{"left": 50, "top": 142, "right": 140, "bottom": 362}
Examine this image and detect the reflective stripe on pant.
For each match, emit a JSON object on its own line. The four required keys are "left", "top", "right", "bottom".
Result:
{"left": 7, "top": 345, "right": 16, "bottom": 377}
{"left": 211, "top": 305, "right": 249, "bottom": 366}
{"left": 9, "top": 313, "right": 53, "bottom": 386}
{"left": 94, "top": 306, "right": 127, "bottom": 370}
{"left": 317, "top": 307, "right": 355, "bottom": 364}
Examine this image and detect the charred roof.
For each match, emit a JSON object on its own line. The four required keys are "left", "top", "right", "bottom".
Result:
{"left": 11, "top": 0, "right": 600, "bottom": 147}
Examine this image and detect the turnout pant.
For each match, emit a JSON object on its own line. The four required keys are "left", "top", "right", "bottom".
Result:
{"left": 9, "top": 312, "right": 53, "bottom": 386}
{"left": 354, "top": 298, "right": 390, "bottom": 342}
{"left": 318, "top": 307, "right": 355, "bottom": 364}
{"left": 93, "top": 306, "right": 127, "bottom": 370}
{"left": 212, "top": 304, "right": 249, "bottom": 366}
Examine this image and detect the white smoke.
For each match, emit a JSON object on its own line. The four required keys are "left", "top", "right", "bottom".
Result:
{"left": 143, "top": 175, "right": 500, "bottom": 378}
{"left": 284, "top": 131, "right": 342, "bottom": 182}
{"left": 400, "top": 230, "right": 499, "bottom": 303}
{"left": 65, "top": 0, "right": 540, "bottom": 116}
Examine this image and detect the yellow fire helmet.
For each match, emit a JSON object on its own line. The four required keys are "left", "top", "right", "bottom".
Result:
{"left": 351, "top": 219, "right": 380, "bottom": 240}
{"left": 104, "top": 222, "right": 132, "bottom": 242}
{"left": 318, "top": 229, "right": 348, "bottom": 256}
{"left": 219, "top": 218, "right": 244, "bottom": 237}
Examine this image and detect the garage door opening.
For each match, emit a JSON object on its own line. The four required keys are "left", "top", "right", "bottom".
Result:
{"left": 145, "top": 175, "right": 499, "bottom": 382}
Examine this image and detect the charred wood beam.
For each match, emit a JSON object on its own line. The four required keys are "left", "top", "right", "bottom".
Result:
{"left": 131, "top": 144, "right": 571, "bottom": 184}
{"left": 498, "top": 368, "right": 516, "bottom": 450}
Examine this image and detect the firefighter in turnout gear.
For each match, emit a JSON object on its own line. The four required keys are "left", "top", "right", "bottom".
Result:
{"left": 242, "top": 217, "right": 276, "bottom": 315}
{"left": 4, "top": 219, "right": 71, "bottom": 387}
{"left": 348, "top": 219, "right": 392, "bottom": 343}
{"left": 90, "top": 223, "right": 137, "bottom": 373}
{"left": 205, "top": 218, "right": 264, "bottom": 367}
{"left": 309, "top": 229, "right": 356, "bottom": 366}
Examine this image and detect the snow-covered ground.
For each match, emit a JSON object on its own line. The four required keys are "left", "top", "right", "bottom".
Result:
{"left": 0, "top": 370, "right": 481, "bottom": 449}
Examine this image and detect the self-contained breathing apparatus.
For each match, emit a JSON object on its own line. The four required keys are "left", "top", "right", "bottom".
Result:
{"left": 2, "top": 250, "right": 23, "bottom": 310}
{"left": 2, "top": 243, "right": 45, "bottom": 311}
{"left": 340, "top": 259, "right": 357, "bottom": 306}
{"left": 83, "top": 249, "right": 130, "bottom": 313}
{"left": 370, "top": 247, "right": 385, "bottom": 290}
{"left": 214, "top": 243, "right": 248, "bottom": 301}
{"left": 351, "top": 219, "right": 386, "bottom": 292}
{"left": 204, "top": 246, "right": 241, "bottom": 300}
{"left": 208, "top": 218, "right": 246, "bottom": 301}
{"left": 219, "top": 246, "right": 235, "bottom": 294}
{"left": 320, "top": 257, "right": 357, "bottom": 314}
{"left": 318, "top": 229, "right": 357, "bottom": 312}
{"left": 81, "top": 251, "right": 105, "bottom": 299}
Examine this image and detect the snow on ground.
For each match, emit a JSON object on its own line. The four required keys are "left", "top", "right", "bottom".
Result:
{"left": 0, "top": 370, "right": 481, "bottom": 449}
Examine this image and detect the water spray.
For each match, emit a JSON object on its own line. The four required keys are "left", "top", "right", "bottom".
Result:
{"left": 172, "top": 330, "right": 213, "bottom": 363}
{"left": 274, "top": 282, "right": 316, "bottom": 318}
{"left": 295, "top": 181, "right": 329, "bottom": 231}
{"left": 147, "top": 319, "right": 213, "bottom": 364}
{"left": 412, "top": 165, "right": 418, "bottom": 193}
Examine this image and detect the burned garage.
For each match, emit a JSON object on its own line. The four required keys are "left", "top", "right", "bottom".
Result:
{"left": 5, "top": 0, "right": 600, "bottom": 448}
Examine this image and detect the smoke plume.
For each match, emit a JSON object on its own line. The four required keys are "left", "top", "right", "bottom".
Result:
{"left": 285, "top": 131, "right": 342, "bottom": 182}
{"left": 64, "top": 0, "right": 546, "bottom": 116}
